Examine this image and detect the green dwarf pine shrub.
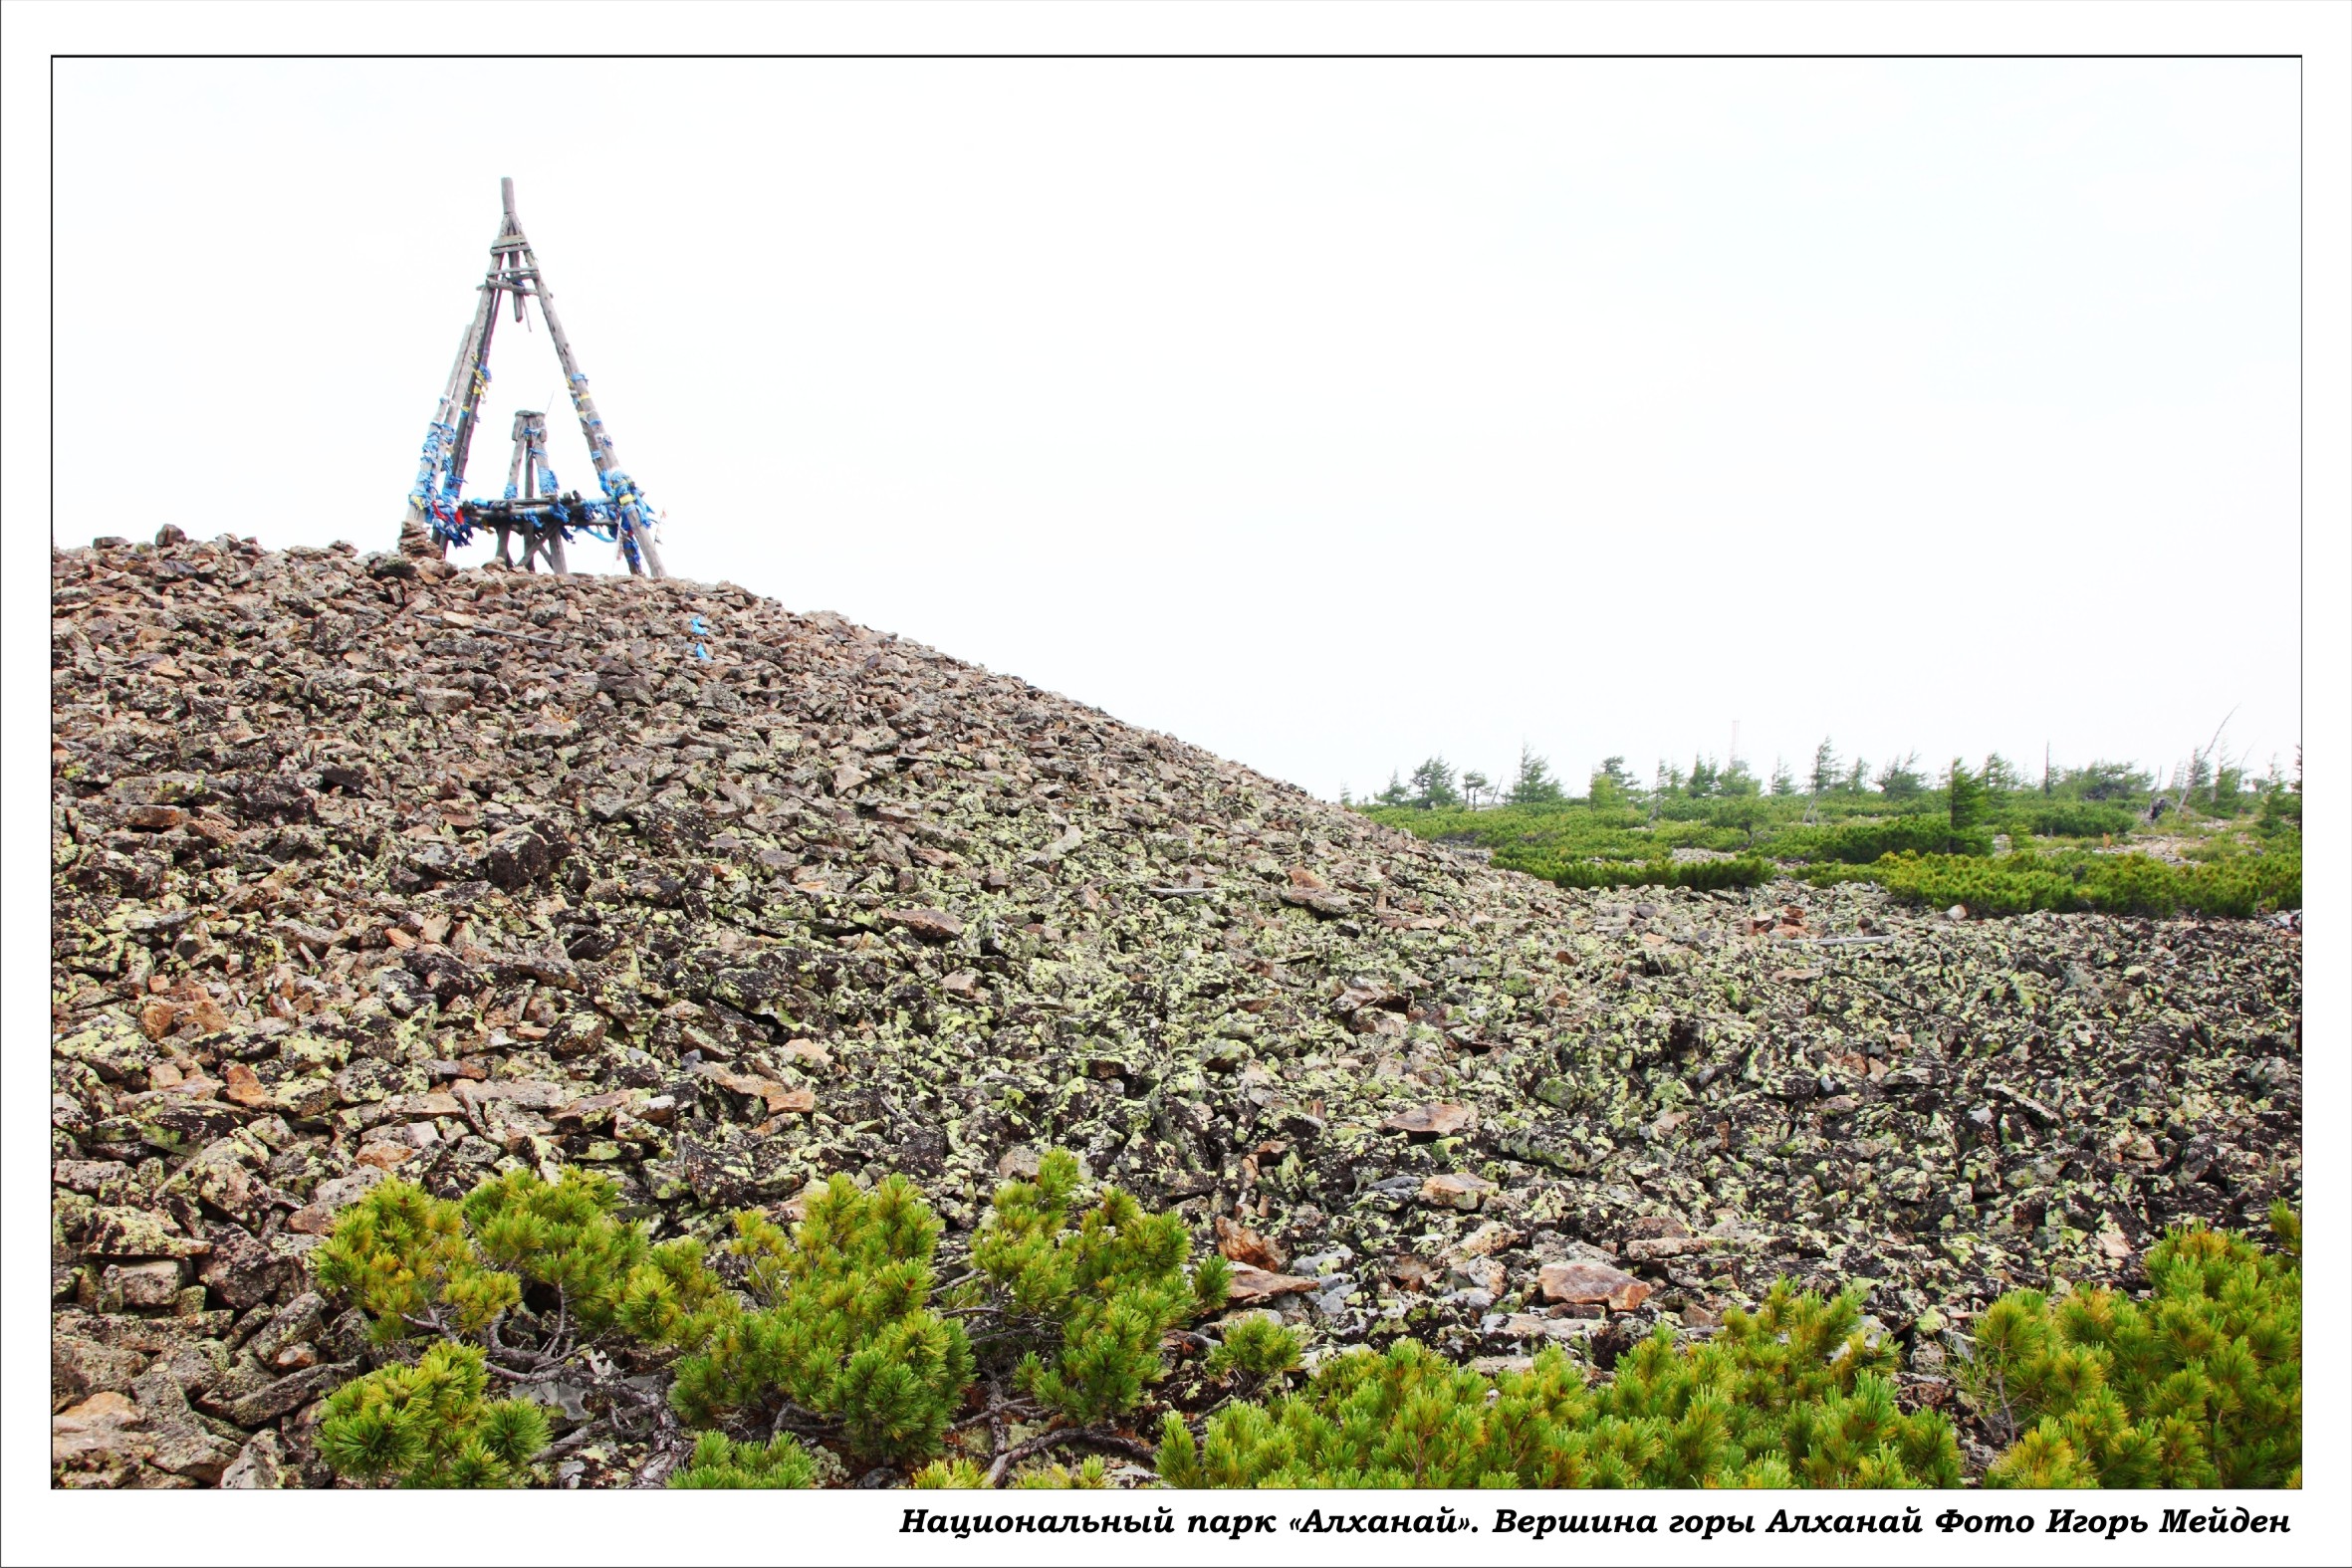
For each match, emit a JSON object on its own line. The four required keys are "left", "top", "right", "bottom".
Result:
{"left": 315, "top": 1341, "right": 551, "bottom": 1487}
{"left": 461, "top": 1166, "right": 693, "bottom": 1335}
{"left": 970, "top": 1149, "right": 1232, "bottom": 1424}
{"left": 1812, "top": 847, "right": 2300, "bottom": 919}
{"left": 1014, "top": 1456, "right": 1111, "bottom": 1488}
{"left": 668, "top": 1431, "right": 821, "bottom": 1488}
{"left": 1205, "top": 1316, "right": 1303, "bottom": 1382}
{"left": 910, "top": 1457, "right": 991, "bottom": 1487}
{"left": 310, "top": 1168, "right": 725, "bottom": 1350}
{"left": 666, "top": 1175, "right": 974, "bottom": 1464}
{"left": 908, "top": 1453, "right": 1110, "bottom": 1488}
{"left": 1526, "top": 855, "right": 1774, "bottom": 893}
{"left": 1159, "top": 1283, "right": 1958, "bottom": 1488}
{"left": 2008, "top": 801, "right": 2139, "bottom": 840}
{"left": 309, "top": 1178, "right": 509, "bottom": 1342}
{"left": 1773, "top": 815, "right": 1995, "bottom": 864}
{"left": 1973, "top": 1207, "right": 2301, "bottom": 1489}
{"left": 1160, "top": 1338, "right": 1578, "bottom": 1488}
{"left": 309, "top": 1169, "right": 726, "bottom": 1488}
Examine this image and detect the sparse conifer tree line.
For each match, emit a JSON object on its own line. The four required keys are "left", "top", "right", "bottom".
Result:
{"left": 1354, "top": 735, "right": 2297, "bottom": 918}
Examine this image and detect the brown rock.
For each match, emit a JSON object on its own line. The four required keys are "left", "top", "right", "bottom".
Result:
{"left": 247, "top": 1291, "right": 329, "bottom": 1366}
{"left": 482, "top": 825, "right": 564, "bottom": 890}
{"left": 53, "top": 1391, "right": 147, "bottom": 1477}
{"left": 460, "top": 1077, "right": 567, "bottom": 1110}
{"left": 1224, "top": 1264, "right": 1323, "bottom": 1303}
{"left": 1537, "top": 1259, "right": 1652, "bottom": 1312}
{"left": 380, "top": 1090, "right": 465, "bottom": 1120}
{"left": 1451, "top": 1256, "right": 1507, "bottom": 1293}
{"left": 553, "top": 1089, "right": 639, "bottom": 1129}
{"left": 275, "top": 1076, "right": 340, "bottom": 1118}
{"left": 84, "top": 1207, "right": 210, "bottom": 1260}
{"left": 54, "top": 1160, "right": 134, "bottom": 1201}
{"left": 133, "top": 1369, "right": 237, "bottom": 1483}
{"left": 225, "top": 1360, "right": 356, "bottom": 1426}
{"left": 1380, "top": 1103, "right": 1476, "bottom": 1137}
{"left": 693, "top": 1061, "right": 815, "bottom": 1114}
{"left": 53, "top": 1335, "right": 147, "bottom": 1412}
{"left": 1419, "top": 1172, "right": 1496, "bottom": 1211}
{"left": 309, "top": 1167, "right": 388, "bottom": 1215}
{"left": 1213, "top": 1217, "right": 1288, "bottom": 1271}
{"left": 884, "top": 907, "right": 964, "bottom": 943}
{"left": 1279, "top": 884, "right": 1354, "bottom": 918}
{"left": 1501, "top": 1312, "right": 1600, "bottom": 1343}
{"left": 221, "top": 1060, "right": 270, "bottom": 1108}
{"left": 219, "top": 1430, "right": 285, "bottom": 1489}
{"left": 195, "top": 1227, "right": 300, "bottom": 1308}
{"left": 545, "top": 1012, "right": 607, "bottom": 1057}
{"left": 107, "top": 1260, "right": 188, "bottom": 1308}
{"left": 1453, "top": 1221, "right": 1521, "bottom": 1258}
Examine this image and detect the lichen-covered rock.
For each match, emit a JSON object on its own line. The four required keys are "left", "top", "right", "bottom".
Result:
{"left": 219, "top": 1430, "right": 284, "bottom": 1489}
{"left": 52, "top": 1333, "right": 147, "bottom": 1412}
{"left": 48, "top": 532, "right": 2302, "bottom": 1485}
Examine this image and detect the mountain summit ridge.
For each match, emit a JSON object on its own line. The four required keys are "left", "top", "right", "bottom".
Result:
{"left": 48, "top": 531, "right": 2300, "bottom": 1488}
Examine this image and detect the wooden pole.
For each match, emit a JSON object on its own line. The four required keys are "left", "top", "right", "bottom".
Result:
{"left": 500, "top": 182, "right": 666, "bottom": 579}
{"left": 405, "top": 283, "right": 500, "bottom": 539}
{"left": 507, "top": 409, "right": 534, "bottom": 499}
{"left": 450, "top": 245, "right": 506, "bottom": 486}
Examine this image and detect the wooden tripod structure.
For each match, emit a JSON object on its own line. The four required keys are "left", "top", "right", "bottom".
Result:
{"left": 403, "top": 178, "right": 665, "bottom": 578}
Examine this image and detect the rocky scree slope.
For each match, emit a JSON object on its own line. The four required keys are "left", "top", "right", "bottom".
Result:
{"left": 50, "top": 531, "right": 2302, "bottom": 1488}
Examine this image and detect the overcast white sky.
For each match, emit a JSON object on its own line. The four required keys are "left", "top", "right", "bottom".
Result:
{"left": 49, "top": 56, "right": 2302, "bottom": 797}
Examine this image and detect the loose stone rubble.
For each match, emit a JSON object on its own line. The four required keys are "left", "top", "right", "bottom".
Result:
{"left": 50, "top": 529, "right": 2303, "bottom": 1486}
